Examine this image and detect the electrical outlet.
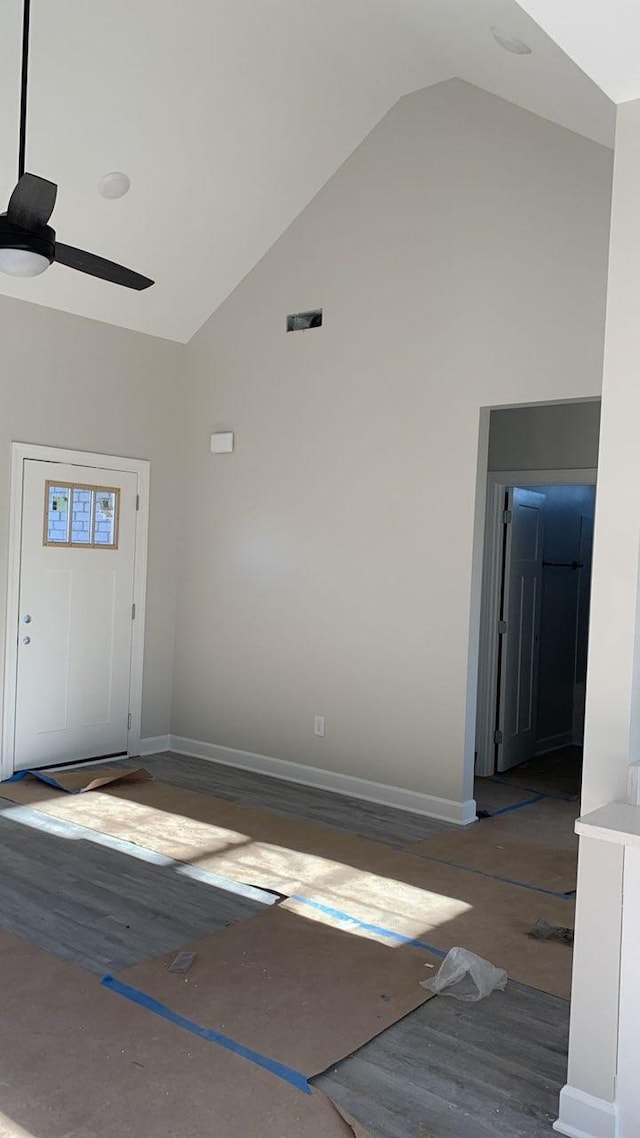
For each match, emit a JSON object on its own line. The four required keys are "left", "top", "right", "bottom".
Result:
{"left": 313, "top": 714, "right": 325, "bottom": 738}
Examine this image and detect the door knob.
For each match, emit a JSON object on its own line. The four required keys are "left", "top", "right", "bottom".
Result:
{"left": 22, "top": 614, "right": 31, "bottom": 623}
{"left": 22, "top": 636, "right": 31, "bottom": 645}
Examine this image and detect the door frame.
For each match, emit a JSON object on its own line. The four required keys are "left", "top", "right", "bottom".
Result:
{"left": 2, "top": 442, "right": 150, "bottom": 780}
{"left": 475, "top": 467, "right": 597, "bottom": 777}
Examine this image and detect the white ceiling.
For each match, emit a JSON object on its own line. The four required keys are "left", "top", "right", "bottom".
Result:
{"left": 0, "top": 0, "right": 614, "bottom": 342}
{"left": 517, "top": 0, "right": 640, "bottom": 104}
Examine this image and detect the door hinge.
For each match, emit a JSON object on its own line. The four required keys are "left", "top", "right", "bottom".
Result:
{"left": 127, "top": 713, "right": 132, "bottom": 730}
{"left": 136, "top": 494, "right": 140, "bottom": 511}
{"left": 498, "top": 620, "right": 507, "bottom": 635}
{"left": 131, "top": 603, "right": 136, "bottom": 620}
{"left": 494, "top": 729, "right": 503, "bottom": 745}
{"left": 503, "top": 509, "right": 512, "bottom": 525}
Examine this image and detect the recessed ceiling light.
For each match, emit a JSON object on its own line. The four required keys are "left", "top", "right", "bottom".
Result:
{"left": 98, "top": 171, "right": 131, "bottom": 200}
{"left": 490, "top": 26, "right": 532, "bottom": 55}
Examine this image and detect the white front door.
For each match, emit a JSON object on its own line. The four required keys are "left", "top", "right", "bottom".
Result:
{"left": 497, "top": 487, "right": 545, "bottom": 772}
{"left": 13, "top": 459, "right": 138, "bottom": 770}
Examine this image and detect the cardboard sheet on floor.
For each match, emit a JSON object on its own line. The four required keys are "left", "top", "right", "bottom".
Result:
{"left": 0, "top": 774, "right": 376, "bottom": 884}
{"left": 0, "top": 927, "right": 371, "bottom": 1138}
{"left": 0, "top": 776, "right": 574, "bottom": 998}
{"left": 408, "top": 798, "right": 579, "bottom": 894}
{"left": 494, "top": 749, "right": 581, "bottom": 799}
{"left": 474, "top": 778, "right": 543, "bottom": 816}
{"left": 285, "top": 856, "right": 575, "bottom": 1000}
{"left": 115, "top": 904, "right": 439, "bottom": 1077}
{"left": 11, "top": 765, "right": 152, "bottom": 793}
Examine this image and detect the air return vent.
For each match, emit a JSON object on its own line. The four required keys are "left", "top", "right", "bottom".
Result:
{"left": 286, "top": 309, "right": 322, "bottom": 332}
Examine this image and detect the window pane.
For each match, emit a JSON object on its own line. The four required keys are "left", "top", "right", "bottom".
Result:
{"left": 94, "top": 491, "right": 118, "bottom": 546}
{"left": 44, "top": 481, "right": 119, "bottom": 549}
{"left": 71, "top": 487, "right": 94, "bottom": 544}
{"left": 46, "top": 486, "right": 70, "bottom": 543}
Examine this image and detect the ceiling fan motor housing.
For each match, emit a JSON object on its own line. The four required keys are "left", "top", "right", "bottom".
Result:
{"left": 0, "top": 215, "right": 55, "bottom": 263}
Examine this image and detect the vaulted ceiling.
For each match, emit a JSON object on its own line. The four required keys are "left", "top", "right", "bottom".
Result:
{"left": 0, "top": 0, "right": 615, "bottom": 342}
{"left": 516, "top": 0, "right": 640, "bottom": 104}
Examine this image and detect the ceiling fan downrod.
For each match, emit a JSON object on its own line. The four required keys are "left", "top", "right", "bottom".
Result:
{"left": 18, "top": 0, "right": 31, "bottom": 179}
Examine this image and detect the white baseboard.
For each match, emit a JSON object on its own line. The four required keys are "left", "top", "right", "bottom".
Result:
{"left": 554, "top": 1086, "right": 619, "bottom": 1138}
{"left": 138, "top": 735, "right": 171, "bottom": 756}
{"left": 168, "top": 735, "right": 477, "bottom": 826}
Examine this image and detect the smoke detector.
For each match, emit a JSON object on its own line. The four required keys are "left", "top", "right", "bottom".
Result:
{"left": 490, "top": 27, "right": 532, "bottom": 55}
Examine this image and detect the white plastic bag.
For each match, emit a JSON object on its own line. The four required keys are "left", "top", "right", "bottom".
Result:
{"left": 420, "top": 946, "right": 507, "bottom": 1002}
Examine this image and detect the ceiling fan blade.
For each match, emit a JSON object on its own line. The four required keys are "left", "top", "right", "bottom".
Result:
{"left": 7, "top": 173, "right": 57, "bottom": 229}
{"left": 54, "top": 243, "right": 154, "bottom": 290}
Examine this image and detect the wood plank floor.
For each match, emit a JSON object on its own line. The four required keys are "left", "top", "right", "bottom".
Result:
{"left": 120, "top": 751, "right": 452, "bottom": 847}
{"left": 0, "top": 798, "right": 274, "bottom": 974}
{"left": 317, "top": 980, "right": 568, "bottom": 1138}
{"left": 0, "top": 752, "right": 569, "bottom": 1137}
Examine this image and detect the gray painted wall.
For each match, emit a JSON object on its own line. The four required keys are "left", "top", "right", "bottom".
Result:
{"left": 0, "top": 294, "right": 184, "bottom": 741}
{"left": 173, "top": 79, "right": 612, "bottom": 809}
{"left": 489, "top": 401, "right": 601, "bottom": 472}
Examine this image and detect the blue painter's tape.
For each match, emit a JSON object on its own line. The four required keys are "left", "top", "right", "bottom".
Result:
{"left": 408, "top": 851, "right": 575, "bottom": 899}
{"left": 1, "top": 770, "right": 81, "bottom": 792}
{"left": 0, "top": 801, "right": 278, "bottom": 908}
{"left": 101, "top": 975, "right": 311, "bottom": 1094}
{"left": 487, "top": 793, "right": 547, "bottom": 817}
{"left": 31, "top": 771, "right": 82, "bottom": 793}
{"left": 289, "top": 895, "right": 447, "bottom": 958}
{"left": 489, "top": 776, "right": 578, "bottom": 803}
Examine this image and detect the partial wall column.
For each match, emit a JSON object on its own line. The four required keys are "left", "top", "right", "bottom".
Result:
{"left": 556, "top": 98, "right": 640, "bottom": 1138}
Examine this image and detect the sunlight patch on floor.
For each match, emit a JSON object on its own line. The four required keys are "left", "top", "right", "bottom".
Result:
{"left": 0, "top": 799, "right": 473, "bottom": 946}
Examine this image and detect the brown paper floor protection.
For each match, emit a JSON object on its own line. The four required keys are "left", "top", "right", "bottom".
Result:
{"left": 409, "top": 798, "right": 579, "bottom": 894}
{"left": 494, "top": 747, "right": 581, "bottom": 799}
{"left": 18, "top": 765, "right": 152, "bottom": 793}
{"left": 116, "top": 904, "right": 438, "bottom": 1077}
{"left": 0, "top": 927, "right": 371, "bottom": 1138}
{"left": 0, "top": 776, "right": 574, "bottom": 998}
{"left": 474, "top": 778, "right": 541, "bottom": 815}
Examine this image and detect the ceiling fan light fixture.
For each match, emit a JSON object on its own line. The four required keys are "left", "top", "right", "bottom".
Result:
{"left": 0, "top": 247, "right": 50, "bottom": 277}
{"left": 490, "top": 26, "right": 532, "bottom": 55}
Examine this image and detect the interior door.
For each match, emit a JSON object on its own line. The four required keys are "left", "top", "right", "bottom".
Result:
{"left": 497, "top": 487, "right": 545, "bottom": 772}
{"left": 573, "top": 509, "right": 595, "bottom": 743}
{"left": 13, "top": 459, "right": 138, "bottom": 770}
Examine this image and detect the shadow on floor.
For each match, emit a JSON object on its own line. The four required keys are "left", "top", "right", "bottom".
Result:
{"left": 491, "top": 746, "right": 582, "bottom": 801}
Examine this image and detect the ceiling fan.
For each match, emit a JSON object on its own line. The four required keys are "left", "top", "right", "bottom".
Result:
{"left": 0, "top": 0, "right": 153, "bottom": 289}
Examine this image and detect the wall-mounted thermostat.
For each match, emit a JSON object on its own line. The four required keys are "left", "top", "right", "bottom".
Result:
{"left": 210, "top": 432, "right": 234, "bottom": 453}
